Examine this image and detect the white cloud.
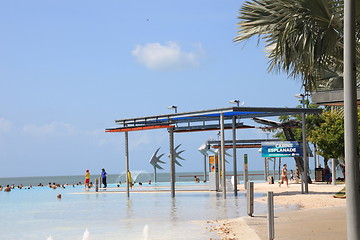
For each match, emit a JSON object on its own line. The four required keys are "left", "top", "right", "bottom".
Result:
{"left": 132, "top": 41, "right": 202, "bottom": 71}
{"left": 22, "top": 121, "right": 77, "bottom": 136}
{"left": 0, "top": 118, "right": 12, "bottom": 132}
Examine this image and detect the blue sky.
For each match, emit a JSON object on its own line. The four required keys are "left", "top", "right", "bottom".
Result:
{"left": 0, "top": 1, "right": 306, "bottom": 178}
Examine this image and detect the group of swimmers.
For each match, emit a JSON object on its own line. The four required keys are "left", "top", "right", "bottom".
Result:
{"left": 0, "top": 184, "right": 33, "bottom": 191}
{"left": 0, "top": 181, "right": 85, "bottom": 192}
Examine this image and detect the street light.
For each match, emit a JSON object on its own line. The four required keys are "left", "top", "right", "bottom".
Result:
{"left": 168, "top": 105, "right": 178, "bottom": 113}
{"left": 294, "top": 93, "right": 308, "bottom": 194}
{"left": 229, "top": 99, "right": 240, "bottom": 107}
{"left": 294, "top": 93, "right": 305, "bottom": 108}
{"left": 294, "top": 93, "right": 310, "bottom": 108}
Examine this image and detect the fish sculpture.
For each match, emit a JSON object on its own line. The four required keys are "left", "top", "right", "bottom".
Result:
{"left": 149, "top": 147, "right": 165, "bottom": 169}
{"left": 168, "top": 144, "right": 186, "bottom": 166}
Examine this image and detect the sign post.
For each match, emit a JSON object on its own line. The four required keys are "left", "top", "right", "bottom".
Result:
{"left": 244, "top": 154, "right": 248, "bottom": 189}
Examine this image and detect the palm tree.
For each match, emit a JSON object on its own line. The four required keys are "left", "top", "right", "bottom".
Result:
{"left": 234, "top": 0, "right": 360, "bottom": 91}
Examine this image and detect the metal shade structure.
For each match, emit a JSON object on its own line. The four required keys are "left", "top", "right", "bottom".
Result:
{"left": 106, "top": 107, "right": 321, "bottom": 133}
{"left": 106, "top": 106, "right": 322, "bottom": 198}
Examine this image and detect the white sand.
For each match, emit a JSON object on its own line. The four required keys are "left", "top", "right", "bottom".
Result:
{"left": 250, "top": 181, "right": 346, "bottom": 209}
{"left": 210, "top": 182, "right": 347, "bottom": 240}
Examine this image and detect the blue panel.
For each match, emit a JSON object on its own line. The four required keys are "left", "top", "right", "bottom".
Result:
{"left": 261, "top": 141, "right": 303, "bottom": 157}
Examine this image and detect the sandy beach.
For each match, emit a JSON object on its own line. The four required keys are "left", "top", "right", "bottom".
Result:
{"left": 212, "top": 181, "right": 347, "bottom": 240}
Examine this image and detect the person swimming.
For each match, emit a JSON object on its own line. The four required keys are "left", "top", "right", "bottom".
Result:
{"left": 4, "top": 185, "right": 11, "bottom": 192}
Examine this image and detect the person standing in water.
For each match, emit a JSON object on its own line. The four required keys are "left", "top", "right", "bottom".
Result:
{"left": 84, "top": 169, "right": 90, "bottom": 189}
{"left": 101, "top": 168, "right": 107, "bottom": 188}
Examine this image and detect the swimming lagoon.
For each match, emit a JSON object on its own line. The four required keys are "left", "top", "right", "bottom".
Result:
{"left": 0, "top": 181, "right": 268, "bottom": 240}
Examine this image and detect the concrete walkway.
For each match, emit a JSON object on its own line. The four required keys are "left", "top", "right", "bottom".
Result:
{"left": 244, "top": 205, "right": 347, "bottom": 240}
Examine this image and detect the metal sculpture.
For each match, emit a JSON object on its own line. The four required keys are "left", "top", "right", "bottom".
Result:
{"left": 149, "top": 147, "right": 165, "bottom": 182}
{"left": 168, "top": 144, "right": 186, "bottom": 166}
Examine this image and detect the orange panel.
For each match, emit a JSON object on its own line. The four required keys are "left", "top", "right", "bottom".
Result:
{"left": 106, "top": 125, "right": 173, "bottom": 133}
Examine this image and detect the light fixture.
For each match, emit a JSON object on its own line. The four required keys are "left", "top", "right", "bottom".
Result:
{"left": 229, "top": 99, "right": 240, "bottom": 107}
{"left": 294, "top": 93, "right": 309, "bottom": 108}
{"left": 168, "top": 105, "right": 178, "bottom": 113}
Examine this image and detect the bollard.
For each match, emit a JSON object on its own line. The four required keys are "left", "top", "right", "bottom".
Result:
{"left": 244, "top": 154, "right": 249, "bottom": 189}
{"left": 264, "top": 157, "right": 268, "bottom": 181}
{"left": 267, "top": 191, "right": 274, "bottom": 240}
{"left": 247, "top": 181, "right": 254, "bottom": 217}
{"left": 95, "top": 178, "right": 99, "bottom": 192}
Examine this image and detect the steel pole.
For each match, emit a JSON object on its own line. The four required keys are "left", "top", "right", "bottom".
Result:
{"left": 125, "top": 131, "right": 130, "bottom": 198}
{"left": 203, "top": 154, "right": 207, "bottom": 182}
{"left": 273, "top": 157, "right": 275, "bottom": 181}
{"left": 332, "top": 158, "right": 336, "bottom": 186}
{"left": 278, "top": 157, "right": 281, "bottom": 182}
{"left": 267, "top": 191, "right": 275, "bottom": 240}
{"left": 344, "top": 0, "right": 360, "bottom": 238}
{"left": 264, "top": 158, "right": 268, "bottom": 181}
{"left": 220, "top": 113, "right": 226, "bottom": 198}
{"left": 169, "top": 127, "right": 175, "bottom": 198}
{"left": 314, "top": 145, "right": 318, "bottom": 169}
{"left": 154, "top": 166, "right": 157, "bottom": 183}
{"left": 232, "top": 116, "right": 238, "bottom": 196}
{"left": 217, "top": 151, "right": 222, "bottom": 191}
{"left": 301, "top": 95, "right": 308, "bottom": 194}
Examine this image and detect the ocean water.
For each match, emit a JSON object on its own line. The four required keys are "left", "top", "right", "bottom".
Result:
{"left": 0, "top": 171, "right": 267, "bottom": 187}
{"left": 0, "top": 172, "right": 268, "bottom": 240}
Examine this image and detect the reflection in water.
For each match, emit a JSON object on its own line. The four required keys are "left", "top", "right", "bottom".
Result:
{"left": 232, "top": 195, "right": 241, "bottom": 216}
{"left": 126, "top": 198, "right": 133, "bottom": 231}
{"left": 142, "top": 225, "right": 149, "bottom": 240}
{"left": 222, "top": 198, "right": 229, "bottom": 218}
{"left": 82, "top": 229, "right": 90, "bottom": 240}
{"left": 85, "top": 192, "right": 90, "bottom": 201}
{"left": 126, "top": 198, "right": 133, "bottom": 217}
{"left": 170, "top": 198, "right": 178, "bottom": 223}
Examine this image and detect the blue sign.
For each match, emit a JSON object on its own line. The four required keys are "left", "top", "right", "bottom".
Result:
{"left": 261, "top": 141, "right": 302, "bottom": 157}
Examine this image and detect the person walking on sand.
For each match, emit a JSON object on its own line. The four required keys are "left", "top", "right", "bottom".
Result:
{"left": 84, "top": 169, "right": 90, "bottom": 189}
{"left": 101, "top": 168, "right": 107, "bottom": 188}
{"left": 324, "top": 165, "right": 331, "bottom": 184}
{"left": 279, "top": 164, "right": 289, "bottom": 187}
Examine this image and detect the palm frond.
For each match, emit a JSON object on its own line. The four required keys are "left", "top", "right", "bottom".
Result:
{"left": 235, "top": 0, "right": 360, "bottom": 91}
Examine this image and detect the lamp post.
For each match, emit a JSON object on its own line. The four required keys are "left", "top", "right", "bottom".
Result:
{"left": 344, "top": 0, "right": 360, "bottom": 238}
{"left": 168, "top": 105, "right": 178, "bottom": 113}
{"left": 295, "top": 93, "right": 309, "bottom": 194}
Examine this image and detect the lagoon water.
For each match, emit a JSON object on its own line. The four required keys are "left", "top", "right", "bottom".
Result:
{"left": 0, "top": 172, "right": 268, "bottom": 240}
